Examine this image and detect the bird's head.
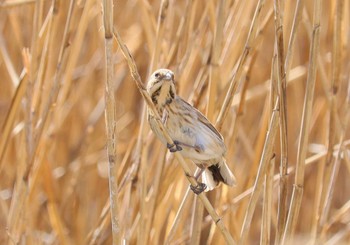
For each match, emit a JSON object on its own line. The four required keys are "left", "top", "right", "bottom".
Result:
{"left": 147, "top": 69, "right": 176, "bottom": 106}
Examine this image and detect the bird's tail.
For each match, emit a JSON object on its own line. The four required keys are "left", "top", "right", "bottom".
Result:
{"left": 202, "top": 159, "right": 236, "bottom": 192}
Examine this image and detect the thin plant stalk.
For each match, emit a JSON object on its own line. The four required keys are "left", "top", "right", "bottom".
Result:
{"left": 260, "top": 156, "right": 275, "bottom": 245}
{"left": 206, "top": 0, "right": 224, "bottom": 120}
{"left": 102, "top": 0, "right": 119, "bottom": 244}
{"left": 138, "top": 1, "right": 169, "bottom": 244}
{"left": 193, "top": 1, "right": 226, "bottom": 243}
{"left": 219, "top": 139, "right": 350, "bottom": 218}
{"left": 165, "top": 187, "right": 192, "bottom": 244}
{"left": 284, "top": 0, "right": 303, "bottom": 79}
{"left": 6, "top": 0, "right": 73, "bottom": 242}
{"left": 318, "top": 80, "right": 350, "bottom": 242}
{"left": 239, "top": 99, "right": 280, "bottom": 245}
{"left": 189, "top": 196, "right": 204, "bottom": 245}
{"left": 215, "top": 0, "right": 266, "bottom": 131}
{"left": 318, "top": 0, "right": 343, "bottom": 229}
{"left": 26, "top": 0, "right": 73, "bottom": 179}
{"left": 0, "top": 29, "right": 19, "bottom": 86}
{"left": 149, "top": 0, "right": 169, "bottom": 73}
{"left": 278, "top": 5, "right": 304, "bottom": 241}
{"left": 0, "top": 69, "right": 27, "bottom": 171}
{"left": 282, "top": 0, "right": 322, "bottom": 242}
{"left": 302, "top": 9, "right": 342, "bottom": 134}
{"left": 322, "top": 197, "right": 350, "bottom": 235}
{"left": 59, "top": 0, "right": 95, "bottom": 103}
{"left": 273, "top": 0, "right": 288, "bottom": 242}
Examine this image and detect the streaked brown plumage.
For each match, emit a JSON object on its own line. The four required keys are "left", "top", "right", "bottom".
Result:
{"left": 147, "top": 68, "right": 236, "bottom": 193}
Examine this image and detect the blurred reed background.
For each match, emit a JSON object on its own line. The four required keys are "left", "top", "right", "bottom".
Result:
{"left": 0, "top": 0, "right": 349, "bottom": 244}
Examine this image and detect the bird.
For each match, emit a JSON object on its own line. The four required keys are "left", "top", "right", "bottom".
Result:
{"left": 146, "top": 68, "right": 236, "bottom": 194}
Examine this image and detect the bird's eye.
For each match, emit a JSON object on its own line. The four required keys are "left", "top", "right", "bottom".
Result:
{"left": 155, "top": 72, "right": 160, "bottom": 78}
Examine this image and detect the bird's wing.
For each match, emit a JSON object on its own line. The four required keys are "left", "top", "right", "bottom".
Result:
{"left": 179, "top": 98, "right": 224, "bottom": 142}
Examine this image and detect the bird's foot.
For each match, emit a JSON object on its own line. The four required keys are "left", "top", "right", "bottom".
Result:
{"left": 167, "top": 140, "right": 182, "bottom": 152}
{"left": 190, "top": 182, "right": 207, "bottom": 195}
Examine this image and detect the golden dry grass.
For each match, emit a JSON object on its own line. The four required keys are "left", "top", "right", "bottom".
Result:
{"left": 0, "top": 0, "right": 350, "bottom": 244}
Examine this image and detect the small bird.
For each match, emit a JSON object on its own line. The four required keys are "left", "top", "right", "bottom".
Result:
{"left": 146, "top": 68, "right": 236, "bottom": 194}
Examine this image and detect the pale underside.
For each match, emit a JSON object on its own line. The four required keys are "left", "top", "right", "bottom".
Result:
{"left": 148, "top": 96, "right": 226, "bottom": 167}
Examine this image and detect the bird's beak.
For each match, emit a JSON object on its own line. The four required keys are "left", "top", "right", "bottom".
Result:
{"left": 163, "top": 72, "right": 174, "bottom": 81}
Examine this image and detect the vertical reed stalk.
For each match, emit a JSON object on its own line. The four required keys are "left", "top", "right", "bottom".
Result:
{"left": 282, "top": 0, "right": 322, "bottom": 242}
{"left": 318, "top": 0, "right": 343, "bottom": 229}
{"left": 102, "top": 0, "right": 119, "bottom": 244}
{"left": 273, "top": 0, "right": 288, "bottom": 242}
{"left": 215, "top": 0, "right": 265, "bottom": 131}
{"left": 239, "top": 99, "right": 280, "bottom": 245}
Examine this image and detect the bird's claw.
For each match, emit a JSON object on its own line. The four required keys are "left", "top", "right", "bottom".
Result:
{"left": 190, "top": 182, "right": 207, "bottom": 195}
{"left": 167, "top": 141, "right": 182, "bottom": 152}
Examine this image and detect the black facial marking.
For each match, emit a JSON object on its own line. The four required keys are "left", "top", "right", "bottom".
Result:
{"left": 169, "top": 88, "right": 175, "bottom": 99}
{"left": 164, "top": 87, "right": 175, "bottom": 105}
{"left": 151, "top": 97, "right": 157, "bottom": 105}
{"left": 151, "top": 87, "right": 161, "bottom": 105}
{"left": 166, "top": 99, "right": 172, "bottom": 105}
{"left": 164, "top": 87, "right": 174, "bottom": 105}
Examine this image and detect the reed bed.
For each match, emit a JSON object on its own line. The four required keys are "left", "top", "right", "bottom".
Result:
{"left": 0, "top": 0, "right": 349, "bottom": 244}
